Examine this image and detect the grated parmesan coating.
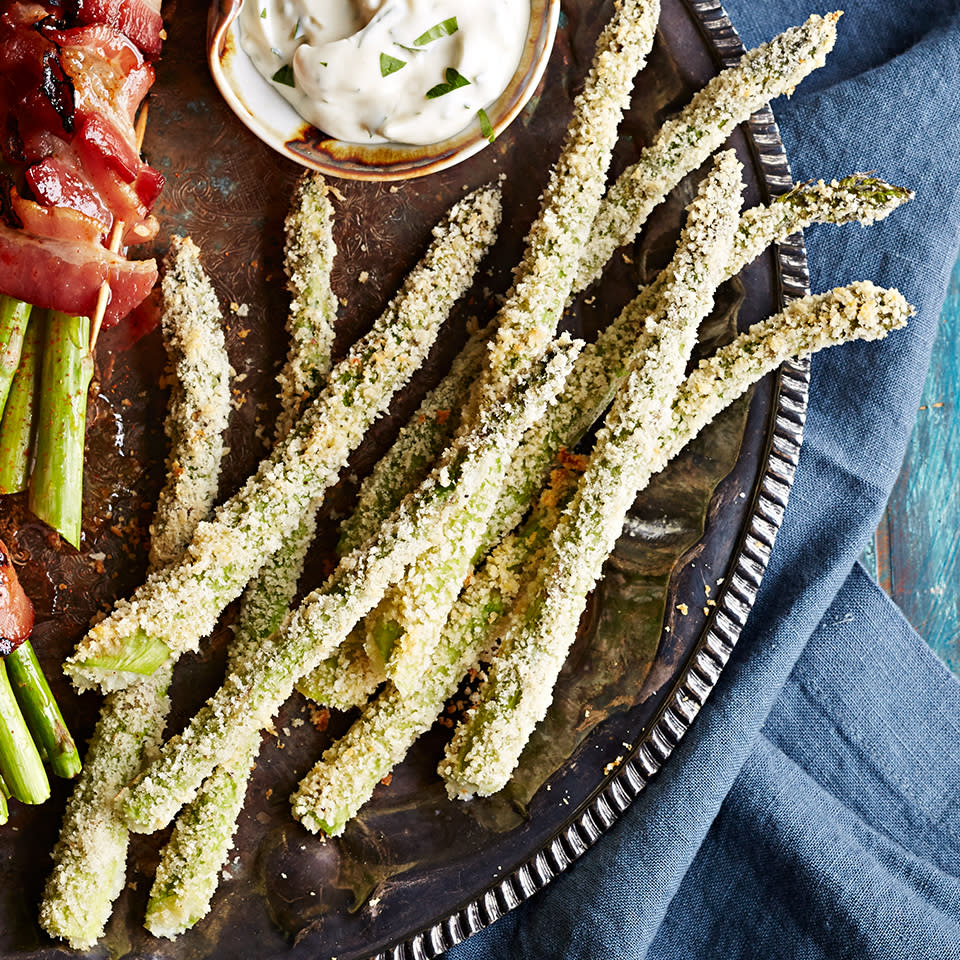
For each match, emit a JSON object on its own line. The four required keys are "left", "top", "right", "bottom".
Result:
{"left": 275, "top": 172, "right": 338, "bottom": 443}
{"left": 64, "top": 184, "right": 502, "bottom": 692}
{"left": 295, "top": 625, "right": 386, "bottom": 710}
{"left": 729, "top": 174, "right": 913, "bottom": 279}
{"left": 291, "top": 468, "right": 581, "bottom": 835}
{"left": 40, "top": 238, "right": 231, "bottom": 949}
{"left": 440, "top": 152, "right": 744, "bottom": 797}
{"left": 575, "top": 12, "right": 841, "bottom": 292}
{"left": 338, "top": 325, "right": 491, "bottom": 555}
{"left": 471, "top": 0, "right": 659, "bottom": 410}
{"left": 119, "top": 340, "right": 580, "bottom": 834}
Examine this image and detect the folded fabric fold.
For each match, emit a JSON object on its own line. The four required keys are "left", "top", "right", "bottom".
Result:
{"left": 445, "top": 1, "right": 960, "bottom": 957}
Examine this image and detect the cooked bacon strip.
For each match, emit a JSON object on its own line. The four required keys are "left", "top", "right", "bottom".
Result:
{"left": 0, "top": 224, "right": 156, "bottom": 328}
{"left": 0, "top": 3, "right": 163, "bottom": 321}
{"left": 71, "top": 0, "right": 165, "bottom": 58}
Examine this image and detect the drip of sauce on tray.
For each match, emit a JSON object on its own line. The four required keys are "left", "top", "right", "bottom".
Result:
{"left": 239, "top": 0, "right": 529, "bottom": 145}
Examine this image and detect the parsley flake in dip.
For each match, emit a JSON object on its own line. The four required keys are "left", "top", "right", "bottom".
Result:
{"left": 239, "top": 0, "right": 530, "bottom": 145}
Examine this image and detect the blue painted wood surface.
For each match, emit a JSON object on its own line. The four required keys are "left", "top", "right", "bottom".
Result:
{"left": 863, "top": 251, "right": 960, "bottom": 675}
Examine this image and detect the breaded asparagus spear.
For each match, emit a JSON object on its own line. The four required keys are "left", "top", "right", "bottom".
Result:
{"left": 41, "top": 238, "right": 231, "bottom": 950}
{"left": 64, "top": 185, "right": 502, "bottom": 692}
{"left": 119, "top": 338, "right": 581, "bottom": 834}
{"left": 576, "top": 12, "right": 841, "bottom": 292}
{"left": 440, "top": 150, "right": 746, "bottom": 797}
{"left": 380, "top": 151, "right": 741, "bottom": 697}
{"left": 471, "top": 0, "right": 660, "bottom": 407}
{"left": 149, "top": 238, "right": 232, "bottom": 568}
{"left": 306, "top": 172, "right": 912, "bottom": 708}
{"left": 145, "top": 176, "right": 339, "bottom": 939}
{"left": 295, "top": 279, "right": 914, "bottom": 829}
{"left": 274, "top": 172, "right": 339, "bottom": 442}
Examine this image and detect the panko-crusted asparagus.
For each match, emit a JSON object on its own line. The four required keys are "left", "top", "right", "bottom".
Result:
{"left": 295, "top": 280, "right": 914, "bottom": 829}
{"left": 40, "top": 238, "right": 231, "bottom": 950}
{"left": 441, "top": 151, "right": 745, "bottom": 797}
{"left": 301, "top": 171, "right": 912, "bottom": 706}
{"left": 443, "top": 279, "right": 911, "bottom": 798}
{"left": 576, "top": 12, "right": 841, "bottom": 293}
{"left": 381, "top": 150, "right": 741, "bottom": 697}
{"left": 149, "top": 237, "right": 232, "bottom": 568}
{"left": 64, "top": 185, "right": 502, "bottom": 692}
{"left": 307, "top": 0, "right": 660, "bottom": 702}
{"left": 337, "top": 326, "right": 491, "bottom": 555}
{"left": 291, "top": 466, "right": 582, "bottom": 834}
{"left": 119, "top": 339, "right": 581, "bottom": 834}
{"left": 472, "top": 0, "right": 660, "bottom": 407}
{"left": 146, "top": 178, "right": 340, "bottom": 939}
{"left": 274, "top": 172, "right": 339, "bottom": 442}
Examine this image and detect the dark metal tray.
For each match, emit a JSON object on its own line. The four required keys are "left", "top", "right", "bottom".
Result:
{"left": 0, "top": 1, "right": 808, "bottom": 957}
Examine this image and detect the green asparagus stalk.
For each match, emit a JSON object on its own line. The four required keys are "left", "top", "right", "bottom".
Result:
{"left": 28, "top": 311, "right": 93, "bottom": 549}
{"left": 291, "top": 467, "right": 582, "bottom": 834}
{"left": 5, "top": 641, "right": 80, "bottom": 778}
{"left": 0, "top": 778, "right": 7, "bottom": 825}
{"left": 576, "top": 11, "right": 842, "bottom": 292}
{"left": 41, "top": 237, "right": 232, "bottom": 951}
{"left": 145, "top": 179, "right": 340, "bottom": 939}
{"left": 64, "top": 184, "right": 503, "bottom": 692}
{"left": 0, "top": 296, "right": 32, "bottom": 420}
{"left": 0, "top": 657, "right": 49, "bottom": 805}
{"left": 0, "top": 311, "right": 41, "bottom": 494}
{"left": 119, "top": 338, "right": 581, "bottom": 835}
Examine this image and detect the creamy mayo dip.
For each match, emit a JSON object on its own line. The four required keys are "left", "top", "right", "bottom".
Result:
{"left": 239, "top": 0, "right": 530, "bottom": 145}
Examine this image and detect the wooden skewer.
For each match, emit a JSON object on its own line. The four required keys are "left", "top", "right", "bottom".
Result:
{"left": 89, "top": 103, "right": 151, "bottom": 352}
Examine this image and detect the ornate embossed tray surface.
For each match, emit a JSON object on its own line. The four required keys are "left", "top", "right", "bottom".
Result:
{"left": 0, "top": 1, "right": 808, "bottom": 958}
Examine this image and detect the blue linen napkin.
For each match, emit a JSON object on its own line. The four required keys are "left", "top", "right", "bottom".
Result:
{"left": 445, "top": 1, "right": 960, "bottom": 957}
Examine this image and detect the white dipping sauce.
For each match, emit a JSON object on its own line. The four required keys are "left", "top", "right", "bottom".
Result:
{"left": 239, "top": 0, "right": 530, "bottom": 145}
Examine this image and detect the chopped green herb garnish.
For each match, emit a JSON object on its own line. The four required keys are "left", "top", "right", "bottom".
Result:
{"left": 291, "top": 17, "right": 305, "bottom": 40}
{"left": 477, "top": 108, "right": 495, "bottom": 143}
{"left": 271, "top": 46, "right": 282, "bottom": 58}
{"left": 414, "top": 17, "right": 458, "bottom": 46}
{"left": 380, "top": 52, "right": 407, "bottom": 77}
{"left": 260, "top": 7, "right": 266, "bottom": 18}
{"left": 272, "top": 63, "right": 296, "bottom": 87}
{"left": 426, "top": 67, "right": 471, "bottom": 99}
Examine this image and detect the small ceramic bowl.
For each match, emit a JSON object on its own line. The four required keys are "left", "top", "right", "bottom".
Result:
{"left": 207, "top": 0, "right": 560, "bottom": 181}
